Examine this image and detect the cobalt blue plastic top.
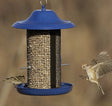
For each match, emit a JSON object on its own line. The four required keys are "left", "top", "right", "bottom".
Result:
{"left": 12, "top": 5, "right": 75, "bottom": 30}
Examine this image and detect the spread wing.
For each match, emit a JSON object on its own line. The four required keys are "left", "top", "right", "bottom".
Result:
{"left": 89, "top": 51, "right": 112, "bottom": 66}
{"left": 92, "top": 61, "right": 112, "bottom": 78}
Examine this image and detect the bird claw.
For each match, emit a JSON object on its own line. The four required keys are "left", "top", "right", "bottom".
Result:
{"left": 80, "top": 75, "right": 88, "bottom": 80}
{"left": 86, "top": 78, "right": 89, "bottom": 80}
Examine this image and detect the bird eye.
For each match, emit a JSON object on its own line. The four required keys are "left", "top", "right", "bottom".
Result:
{"left": 82, "top": 64, "right": 87, "bottom": 69}
{"left": 82, "top": 65, "right": 85, "bottom": 68}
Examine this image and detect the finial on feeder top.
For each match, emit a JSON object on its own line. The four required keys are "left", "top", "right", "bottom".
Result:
{"left": 40, "top": 0, "right": 47, "bottom": 11}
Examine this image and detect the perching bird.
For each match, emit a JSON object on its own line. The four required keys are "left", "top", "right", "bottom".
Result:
{"left": 82, "top": 51, "right": 112, "bottom": 95}
{"left": 4, "top": 75, "right": 25, "bottom": 86}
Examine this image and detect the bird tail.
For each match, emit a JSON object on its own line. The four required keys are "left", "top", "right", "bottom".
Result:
{"left": 97, "top": 82, "right": 105, "bottom": 95}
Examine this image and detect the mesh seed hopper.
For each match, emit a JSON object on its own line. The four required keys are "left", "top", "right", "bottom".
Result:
{"left": 12, "top": 0, "right": 75, "bottom": 96}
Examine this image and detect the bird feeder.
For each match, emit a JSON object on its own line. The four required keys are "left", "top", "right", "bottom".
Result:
{"left": 12, "top": 0, "right": 75, "bottom": 96}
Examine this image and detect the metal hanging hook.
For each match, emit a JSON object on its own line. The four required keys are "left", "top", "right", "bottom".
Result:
{"left": 40, "top": 0, "right": 47, "bottom": 7}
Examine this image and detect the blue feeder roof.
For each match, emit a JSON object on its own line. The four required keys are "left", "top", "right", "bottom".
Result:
{"left": 12, "top": 6, "right": 75, "bottom": 30}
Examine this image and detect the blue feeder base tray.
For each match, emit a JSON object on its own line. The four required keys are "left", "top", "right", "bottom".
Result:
{"left": 17, "top": 82, "right": 73, "bottom": 96}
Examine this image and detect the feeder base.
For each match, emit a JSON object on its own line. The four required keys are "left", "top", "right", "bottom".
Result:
{"left": 16, "top": 82, "right": 73, "bottom": 96}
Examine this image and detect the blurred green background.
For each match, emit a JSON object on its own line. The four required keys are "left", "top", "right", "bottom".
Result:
{"left": 0, "top": 0, "right": 112, "bottom": 106}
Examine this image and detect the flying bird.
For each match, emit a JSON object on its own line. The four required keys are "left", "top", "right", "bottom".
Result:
{"left": 81, "top": 51, "right": 112, "bottom": 95}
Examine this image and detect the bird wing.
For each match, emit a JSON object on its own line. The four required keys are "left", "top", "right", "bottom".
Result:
{"left": 4, "top": 75, "right": 25, "bottom": 84}
{"left": 89, "top": 51, "right": 112, "bottom": 66}
{"left": 92, "top": 61, "right": 112, "bottom": 78}
{"left": 15, "top": 76, "right": 25, "bottom": 82}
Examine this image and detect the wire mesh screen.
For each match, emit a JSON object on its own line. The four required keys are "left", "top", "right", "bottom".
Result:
{"left": 27, "top": 30, "right": 61, "bottom": 89}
